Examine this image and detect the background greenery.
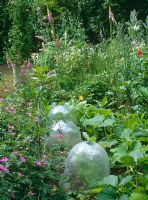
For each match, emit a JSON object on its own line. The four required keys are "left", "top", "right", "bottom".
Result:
{"left": 0, "top": 0, "right": 148, "bottom": 61}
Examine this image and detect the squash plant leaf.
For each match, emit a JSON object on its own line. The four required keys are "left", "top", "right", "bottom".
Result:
{"left": 119, "top": 175, "right": 133, "bottom": 186}
{"left": 112, "top": 143, "right": 128, "bottom": 163}
{"left": 96, "top": 187, "right": 116, "bottom": 200}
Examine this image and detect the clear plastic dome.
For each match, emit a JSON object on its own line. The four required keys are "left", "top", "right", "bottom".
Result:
{"left": 48, "top": 105, "right": 76, "bottom": 125}
{"left": 64, "top": 141, "right": 110, "bottom": 191}
{"left": 45, "top": 120, "right": 81, "bottom": 149}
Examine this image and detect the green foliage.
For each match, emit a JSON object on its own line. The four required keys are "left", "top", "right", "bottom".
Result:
{"left": 1, "top": 5, "right": 148, "bottom": 200}
{"left": 0, "top": 0, "right": 10, "bottom": 61}
{"left": 5, "top": 0, "right": 35, "bottom": 63}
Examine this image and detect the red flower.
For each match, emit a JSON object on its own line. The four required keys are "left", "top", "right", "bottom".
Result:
{"left": 137, "top": 51, "right": 143, "bottom": 57}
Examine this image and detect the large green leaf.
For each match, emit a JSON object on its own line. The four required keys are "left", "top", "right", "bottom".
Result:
{"left": 83, "top": 114, "right": 115, "bottom": 128}
{"left": 119, "top": 175, "right": 133, "bottom": 186}
{"left": 83, "top": 114, "right": 105, "bottom": 127}
{"left": 129, "top": 192, "right": 147, "bottom": 200}
{"left": 120, "top": 129, "right": 133, "bottom": 141}
{"left": 119, "top": 194, "right": 129, "bottom": 200}
{"left": 103, "top": 118, "right": 115, "bottom": 127}
{"left": 96, "top": 187, "right": 116, "bottom": 200}
{"left": 112, "top": 143, "right": 128, "bottom": 163}
{"left": 120, "top": 155, "right": 134, "bottom": 165}
{"left": 134, "top": 129, "right": 148, "bottom": 137}
{"left": 102, "top": 175, "right": 118, "bottom": 187}
{"left": 129, "top": 150, "right": 144, "bottom": 164}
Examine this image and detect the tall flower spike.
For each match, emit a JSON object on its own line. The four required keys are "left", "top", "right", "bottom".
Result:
{"left": 109, "top": 6, "right": 117, "bottom": 24}
{"left": 47, "top": 8, "right": 53, "bottom": 23}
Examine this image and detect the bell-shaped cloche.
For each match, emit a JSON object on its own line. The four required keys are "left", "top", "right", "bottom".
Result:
{"left": 48, "top": 105, "right": 76, "bottom": 125}
{"left": 45, "top": 120, "right": 81, "bottom": 149}
{"left": 64, "top": 141, "right": 110, "bottom": 191}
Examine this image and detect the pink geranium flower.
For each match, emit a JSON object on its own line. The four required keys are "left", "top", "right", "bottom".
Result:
{"left": 9, "top": 131, "right": 16, "bottom": 136}
{"left": 34, "top": 160, "right": 48, "bottom": 166}
{"left": 7, "top": 124, "right": 14, "bottom": 129}
{"left": 19, "top": 155, "right": 26, "bottom": 163}
{"left": 5, "top": 107, "right": 16, "bottom": 113}
{"left": 0, "top": 157, "right": 9, "bottom": 163}
{"left": 0, "top": 164, "right": 9, "bottom": 173}
{"left": 0, "top": 98, "right": 4, "bottom": 102}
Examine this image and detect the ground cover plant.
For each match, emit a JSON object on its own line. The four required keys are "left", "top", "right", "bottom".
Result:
{"left": 0, "top": 2, "right": 148, "bottom": 200}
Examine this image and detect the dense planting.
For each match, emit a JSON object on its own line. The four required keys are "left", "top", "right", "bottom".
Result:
{"left": 0, "top": 3, "right": 148, "bottom": 200}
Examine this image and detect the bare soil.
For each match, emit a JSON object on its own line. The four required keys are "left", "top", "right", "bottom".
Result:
{"left": 0, "top": 64, "right": 14, "bottom": 97}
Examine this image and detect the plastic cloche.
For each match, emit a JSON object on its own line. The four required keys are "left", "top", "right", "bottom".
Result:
{"left": 45, "top": 120, "right": 81, "bottom": 148}
{"left": 64, "top": 141, "right": 110, "bottom": 191}
{"left": 48, "top": 105, "right": 76, "bottom": 125}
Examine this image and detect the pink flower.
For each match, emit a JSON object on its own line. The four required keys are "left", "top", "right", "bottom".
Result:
{"left": 0, "top": 98, "right": 4, "bottom": 102}
{"left": 0, "top": 164, "right": 9, "bottom": 173}
{"left": 34, "top": 160, "right": 48, "bottom": 166}
{"left": 6, "top": 60, "right": 16, "bottom": 68}
{"left": 109, "top": 6, "right": 116, "bottom": 24}
{"left": 7, "top": 124, "right": 14, "bottom": 129}
{"left": 9, "top": 131, "right": 16, "bottom": 136}
{"left": 47, "top": 8, "right": 53, "bottom": 23}
{"left": 20, "top": 60, "right": 32, "bottom": 76}
{"left": 0, "top": 157, "right": 9, "bottom": 163}
{"left": 34, "top": 161, "right": 42, "bottom": 166}
{"left": 19, "top": 155, "right": 26, "bottom": 163}
{"left": 5, "top": 107, "right": 16, "bottom": 113}
{"left": 131, "top": 40, "right": 136, "bottom": 47}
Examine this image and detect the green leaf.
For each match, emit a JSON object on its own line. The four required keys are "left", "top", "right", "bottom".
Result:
{"left": 83, "top": 114, "right": 105, "bottom": 127}
{"left": 125, "top": 118, "right": 138, "bottom": 129}
{"left": 82, "top": 132, "right": 90, "bottom": 141}
{"left": 112, "top": 143, "right": 128, "bottom": 163}
{"left": 120, "top": 129, "right": 133, "bottom": 140}
{"left": 97, "top": 109, "right": 112, "bottom": 117}
{"left": 102, "top": 175, "right": 118, "bottom": 187}
{"left": 96, "top": 187, "right": 116, "bottom": 200}
{"left": 134, "top": 129, "right": 148, "bottom": 137}
{"left": 138, "top": 157, "right": 148, "bottom": 165}
{"left": 99, "top": 140, "right": 118, "bottom": 148}
{"left": 114, "top": 124, "right": 125, "bottom": 137}
{"left": 100, "top": 96, "right": 107, "bottom": 107}
{"left": 120, "top": 155, "right": 134, "bottom": 165}
{"left": 103, "top": 118, "right": 115, "bottom": 127}
{"left": 138, "top": 137, "right": 148, "bottom": 142}
{"left": 129, "top": 150, "right": 143, "bottom": 163}
{"left": 119, "top": 175, "right": 133, "bottom": 186}
{"left": 119, "top": 194, "right": 129, "bottom": 200}
{"left": 129, "top": 192, "right": 147, "bottom": 200}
